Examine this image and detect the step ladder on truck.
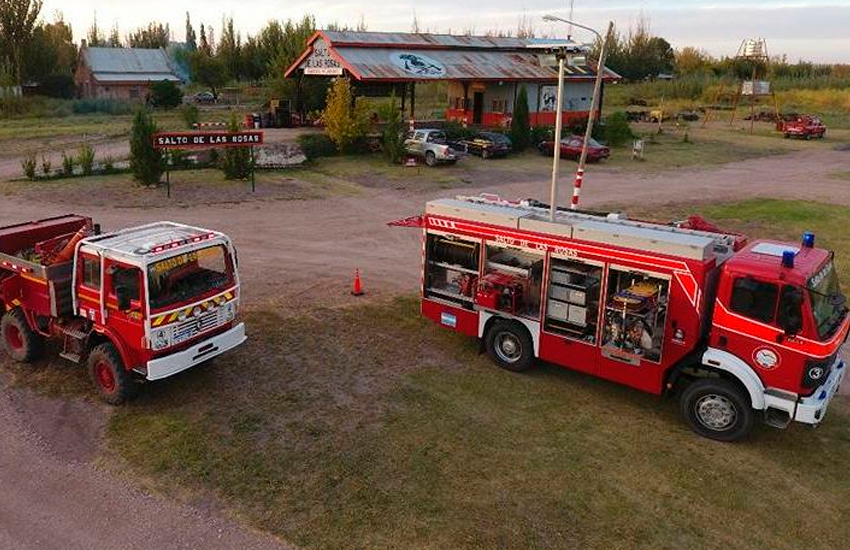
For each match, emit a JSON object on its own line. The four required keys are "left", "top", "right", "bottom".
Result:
{"left": 0, "top": 215, "right": 246, "bottom": 404}
{"left": 401, "top": 194, "right": 848, "bottom": 441}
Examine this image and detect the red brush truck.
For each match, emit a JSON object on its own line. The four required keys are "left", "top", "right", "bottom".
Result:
{"left": 412, "top": 195, "right": 848, "bottom": 441}
{"left": 0, "top": 215, "right": 246, "bottom": 403}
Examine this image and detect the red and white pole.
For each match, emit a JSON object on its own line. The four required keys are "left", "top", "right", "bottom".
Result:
{"left": 571, "top": 168, "right": 584, "bottom": 208}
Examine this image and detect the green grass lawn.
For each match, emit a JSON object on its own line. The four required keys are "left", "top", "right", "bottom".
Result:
{"left": 53, "top": 199, "right": 845, "bottom": 550}
{"left": 0, "top": 168, "right": 362, "bottom": 207}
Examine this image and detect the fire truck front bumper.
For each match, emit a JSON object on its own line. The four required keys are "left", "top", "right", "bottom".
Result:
{"left": 794, "top": 359, "right": 846, "bottom": 425}
{"left": 145, "top": 323, "right": 246, "bottom": 381}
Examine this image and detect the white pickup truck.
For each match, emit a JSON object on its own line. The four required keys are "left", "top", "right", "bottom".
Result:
{"left": 404, "top": 129, "right": 460, "bottom": 166}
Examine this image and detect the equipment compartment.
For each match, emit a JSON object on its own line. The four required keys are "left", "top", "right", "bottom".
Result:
{"left": 544, "top": 259, "right": 602, "bottom": 342}
{"left": 601, "top": 269, "right": 669, "bottom": 364}
{"left": 424, "top": 234, "right": 481, "bottom": 307}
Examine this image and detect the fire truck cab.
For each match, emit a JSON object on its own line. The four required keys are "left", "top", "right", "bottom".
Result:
{"left": 416, "top": 196, "right": 848, "bottom": 441}
{"left": 0, "top": 216, "right": 246, "bottom": 404}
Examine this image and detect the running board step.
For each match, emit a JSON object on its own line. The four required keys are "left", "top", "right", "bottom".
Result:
{"left": 59, "top": 351, "right": 82, "bottom": 364}
{"left": 764, "top": 407, "right": 792, "bottom": 429}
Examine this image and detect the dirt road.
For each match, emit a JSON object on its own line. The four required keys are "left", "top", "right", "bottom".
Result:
{"left": 0, "top": 147, "right": 848, "bottom": 549}
{"left": 0, "top": 373, "right": 293, "bottom": 550}
{"left": 1, "top": 148, "right": 847, "bottom": 305}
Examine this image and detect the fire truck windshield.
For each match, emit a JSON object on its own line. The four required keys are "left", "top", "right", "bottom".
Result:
{"left": 147, "top": 244, "right": 233, "bottom": 311}
{"left": 808, "top": 259, "right": 847, "bottom": 340}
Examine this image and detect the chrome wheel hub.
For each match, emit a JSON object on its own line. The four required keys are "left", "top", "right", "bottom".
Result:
{"left": 495, "top": 333, "right": 521, "bottom": 363}
{"left": 695, "top": 393, "right": 737, "bottom": 431}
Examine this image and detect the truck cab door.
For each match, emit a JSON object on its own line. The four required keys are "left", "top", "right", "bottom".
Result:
{"left": 76, "top": 253, "right": 103, "bottom": 323}
{"left": 104, "top": 260, "right": 146, "bottom": 367}
{"left": 713, "top": 276, "right": 811, "bottom": 391}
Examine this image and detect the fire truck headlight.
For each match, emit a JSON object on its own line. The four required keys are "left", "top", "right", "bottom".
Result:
{"left": 222, "top": 301, "right": 236, "bottom": 322}
{"left": 151, "top": 328, "right": 173, "bottom": 350}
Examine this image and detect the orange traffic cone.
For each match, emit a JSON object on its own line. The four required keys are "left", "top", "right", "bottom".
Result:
{"left": 351, "top": 269, "right": 364, "bottom": 296}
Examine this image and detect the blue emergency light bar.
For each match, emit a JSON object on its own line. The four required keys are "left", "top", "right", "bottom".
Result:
{"left": 782, "top": 250, "right": 796, "bottom": 268}
{"left": 802, "top": 232, "right": 815, "bottom": 248}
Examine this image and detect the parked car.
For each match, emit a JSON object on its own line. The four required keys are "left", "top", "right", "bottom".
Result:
{"left": 537, "top": 135, "right": 611, "bottom": 162}
{"left": 460, "top": 132, "right": 513, "bottom": 159}
{"left": 782, "top": 115, "right": 826, "bottom": 139}
{"left": 194, "top": 91, "right": 216, "bottom": 104}
{"left": 405, "top": 129, "right": 460, "bottom": 166}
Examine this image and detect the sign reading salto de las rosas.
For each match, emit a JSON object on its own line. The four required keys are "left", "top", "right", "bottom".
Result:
{"left": 390, "top": 52, "right": 446, "bottom": 77}
{"left": 302, "top": 38, "right": 343, "bottom": 76}
{"left": 152, "top": 131, "right": 264, "bottom": 149}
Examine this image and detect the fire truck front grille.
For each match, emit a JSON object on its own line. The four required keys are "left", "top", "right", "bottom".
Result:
{"left": 173, "top": 310, "right": 221, "bottom": 344}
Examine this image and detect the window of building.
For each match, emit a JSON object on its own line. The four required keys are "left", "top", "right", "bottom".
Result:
{"left": 730, "top": 278, "right": 778, "bottom": 323}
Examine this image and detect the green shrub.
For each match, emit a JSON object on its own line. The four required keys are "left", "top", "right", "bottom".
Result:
{"left": 220, "top": 115, "right": 253, "bottom": 180}
{"left": 529, "top": 126, "right": 553, "bottom": 147}
{"left": 40, "top": 156, "right": 51, "bottom": 177}
{"left": 297, "top": 133, "right": 336, "bottom": 159}
{"left": 441, "top": 120, "right": 474, "bottom": 140}
{"left": 322, "top": 78, "right": 368, "bottom": 153}
{"left": 601, "top": 111, "right": 635, "bottom": 147}
{"left": 21, "top": 154, "right": 36, "bottom": 181}
{"left": 39, "top": 74, "right": 76, "bottom": 99}
{"left": 78, "top": 143, "right": 95, "bottom": 176}
{"left": 72, "top": 99, "right": 134, "bottom": 116}
{"left": 181, "top": 104, "right": 200, "bottom": 128}
{"left": 61, "top": 151, "right": 74, "bottom": 176}
{"left": 130, "top": 108, "right": 164, "bottom": 185}
{"left": 149, "top": 80, "right": 184, "bottom": 110}
{"left": 510, "top": 86, "right": 531, "bottom": 152}
{"left": 379, "top": 93, "right": 406, "bottom": 164}
{"left": 102, "top": 156, "right": 116, "bottom": 174}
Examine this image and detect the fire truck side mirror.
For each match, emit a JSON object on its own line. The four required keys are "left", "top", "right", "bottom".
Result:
{"left": 115, "top": 285, "right": 131, "bottom": 311}
{"left": 779, "top": 285, "right": 804, "bottom": 336}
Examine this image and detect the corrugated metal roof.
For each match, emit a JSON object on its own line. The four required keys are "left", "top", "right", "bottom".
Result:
{"left": 321, "top": 30, "right": 578, "bottom": 50}
{"left": 334, "top": 47, "right": 615, "bottom": 81}
{"left": 92, "top": 73, "right": 182, "bottom": 83}
{"left": 84, "top": 47, "right": 177, "bottom": 76}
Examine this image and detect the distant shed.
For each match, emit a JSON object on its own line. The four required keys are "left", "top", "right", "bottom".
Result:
{"left": 285, "top": 30, "right": 620, "bottom": 126}
{"left": 75, "top": 43, "right": 183, "bottom": 100}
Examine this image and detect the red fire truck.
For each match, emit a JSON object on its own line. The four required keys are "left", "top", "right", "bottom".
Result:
{"left": 413, "top": 195, "right": 847, "bottom": 441}
{"left": 0, "top": 215, "right": 246, "bottom": 404}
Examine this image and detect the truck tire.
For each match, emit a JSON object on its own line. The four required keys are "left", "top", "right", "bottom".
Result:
{"left": 87, "top": 343, "right": 137, "bottom": 405}
{"left": 1, "top": 309, "right": 42, "bottom": 363}
{"left": 425, "top": 151, "right": 437, "bottom": 167}
{"left": 680, "top": 378, "right": 754, "bottom": 442}
{"left": 485, "top": 320, "right": 534, "bottom": 372}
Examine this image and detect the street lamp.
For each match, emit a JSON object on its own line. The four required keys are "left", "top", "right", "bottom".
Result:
{"left": 542, "top": 15, "right": 614, "bottom": 216}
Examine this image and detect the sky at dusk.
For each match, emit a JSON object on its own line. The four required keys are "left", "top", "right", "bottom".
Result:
{"left": 45, "top": 0, "right": 850, "bottom": 62}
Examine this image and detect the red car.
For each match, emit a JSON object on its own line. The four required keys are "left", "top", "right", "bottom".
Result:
{"left": 537, "top": 135, "right": 610, "bottom": 162}
{"left": 782, "top": 115, "right": 826, "bottom": 139}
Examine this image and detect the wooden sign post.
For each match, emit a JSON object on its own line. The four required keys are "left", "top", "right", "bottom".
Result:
{"left": 153, "top": 131, "right": 264, "bottom": 196}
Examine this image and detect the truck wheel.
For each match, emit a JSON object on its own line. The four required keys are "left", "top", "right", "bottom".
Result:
{"left": 1, "top": 309, "right": 42, "bottom": 363}
{"left": 680, "top": 378, "right": 754, "bottom": 442}
{"left": 425, "top": 151, "right": 437, "bottom": 167}
{"left": 485, "top": 321, "right": 534, "bottom": 372}
{"left": 88, "top": 343, "right": 137, "bottom": 405}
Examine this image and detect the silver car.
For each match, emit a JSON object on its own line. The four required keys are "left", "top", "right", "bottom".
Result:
{"left": 405, "top": 129, "right": 459, "bottom": 166}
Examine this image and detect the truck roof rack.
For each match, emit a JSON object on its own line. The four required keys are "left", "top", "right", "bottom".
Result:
{"left": 81, "top": 221, "right": 222, "bottom": 259}
{"left": 426, "top": 194, "right": 739, "bottom": 262}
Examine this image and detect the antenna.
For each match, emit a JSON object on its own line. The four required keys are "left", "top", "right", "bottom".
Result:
{"left": 567, "top": 0, "right": 575, "bottom": 38}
